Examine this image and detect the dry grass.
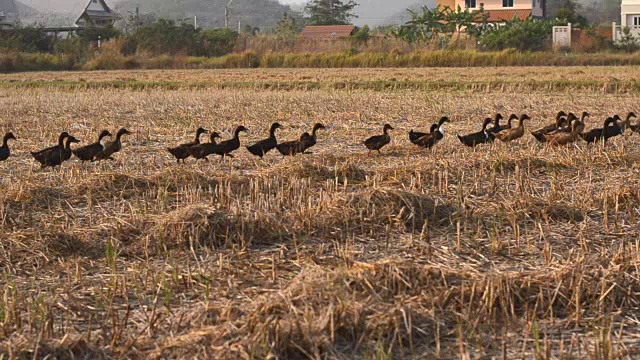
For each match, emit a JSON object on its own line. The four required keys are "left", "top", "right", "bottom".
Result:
{"left": 1, "top": 68, "right": 640, "bottom": 358}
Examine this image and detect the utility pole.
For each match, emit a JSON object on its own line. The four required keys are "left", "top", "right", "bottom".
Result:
{"left": 225, "top": 0, "right": 234, "bottom": 29}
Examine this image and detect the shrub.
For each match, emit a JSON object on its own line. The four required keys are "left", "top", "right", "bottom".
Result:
{"left": 201, "top": 28, "right": 239, "bottom": 57}
{"left": 479, "top": 18, "right": 553, "bottom": 51}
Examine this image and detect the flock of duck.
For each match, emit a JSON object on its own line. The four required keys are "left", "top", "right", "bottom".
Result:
{"left": 0, "top": 111, "right": 638, "bottom": 168}
{"left": 365, "top": 111, "right": 639, "bottom": 154}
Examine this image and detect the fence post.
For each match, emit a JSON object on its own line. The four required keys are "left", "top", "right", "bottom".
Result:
{"left": 612, "top": 22, "right": 616, "bottom": 42}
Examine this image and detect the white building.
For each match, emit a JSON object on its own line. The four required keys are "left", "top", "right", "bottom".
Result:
{"left": 621, "top": 0, "right": 640, "bottom": 26}
{"left": 614, "top": 0, "right": 640, "bottom": 42}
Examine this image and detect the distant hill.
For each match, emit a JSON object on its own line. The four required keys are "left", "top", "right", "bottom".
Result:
{"left": 354, "top": 0, "right": 435, "bottom": 26}
{"left": 113, "top": 0, "right": 297, "bottom": 30}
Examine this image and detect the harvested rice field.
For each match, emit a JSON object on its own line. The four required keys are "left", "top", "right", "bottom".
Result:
{"left": 2, "top": 67, "right": 640, "bottom": 359}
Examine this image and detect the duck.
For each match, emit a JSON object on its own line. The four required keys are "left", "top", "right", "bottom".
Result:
{"left": 0, "top": 132, "right": 16, "bottom": 162}
{"left": 299, "top": 123, "right": 326, "bottom": 153}
{"left": 621, "top": 112, "right": 639, "bottom": 133}
{"left": 189, "top": 131, "right": 221, "bottom": 161}
{"left": 363, "top": 124, "right": 393, "bottom": 156}
{"left": 581, "top": 117, "right": 615, "bottom": 144}
{"left": 564, "top": 112, "right": 586, "bottom": 134}
{"left": 457, "top": 118, "right": 495, "bottom": 147}
{"left": 604, "top": 115, "right": 624, "bottom": 140}
{"left": 531, "top": 111, "right": 568, "bottom": 143}
{"left": 493, "top": 114, "right": 519, "bottom": 134}
{"left": 167, "top": 127, "right": 209, "bottom": 163}
{"left": 276, "top": 133, "right": 308, "bottom": 157}
{"left": 93, "top": 128, "right": 133, "bottom": 161}
{"left": 246, "top": 122, "right": 282, "bottom": 158}
{"left": 414, "top": 117, "right": 450, "bottom": 149}
{"left": 495, "top": 114, "right": 530, "bottom": 143}
{"left": 208, "top": 125, "right": 249, "bottom": 161}
{"left": 72, "top": 130, "right": 112, "bottom": 162}
{"left": 544, "top": 119, "right": 582, "bottom": 146}
{"left": 42, "top": 135, "right": 80, "bottom": 168}
{"left": 31, "top": 132, "right": 69, "bottom": 166}
{"left": 486, "top": 113, "right": 505, "bottom": 134}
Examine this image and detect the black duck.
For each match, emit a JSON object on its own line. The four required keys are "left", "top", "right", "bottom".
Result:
{"left": 457, "top": 118, "right": 495, "bottom": 147}
{"left": 363, "top": 124, "right": 393, "bottom": 155}
{"left": 94, "top": 128, "right": 133, "bottom": 161}
{"left": 42, "top": 135, "right": 80, "bottom": 168}
{"left": 31, "top": 132, "right": 69, "bottom": 166}
{"left": 299, "top": 123, "right": 325, "bottom": 153}
{"left": 0, "top": 132, "right": 16, "bottom": 162}
{"left": 167, "top": 127, "right": 208, "bottom": 163}
{"left": 189, "top": 131, "right": 221, "bottom": 161}
{"left": 208, "top": 126, "right": 249, "bottom": 161}
{"left": 73, "top": 130, "right": 112, "bottom": 162}
{"left": 246, "top": 122, "right": 282, "bottom": 158}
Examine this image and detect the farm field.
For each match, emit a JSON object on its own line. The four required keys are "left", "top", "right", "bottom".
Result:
{"left": 2, "top": 68, "right": 640, "bottom": 358}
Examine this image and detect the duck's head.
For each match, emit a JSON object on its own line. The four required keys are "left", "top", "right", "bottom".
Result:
{"left": 59, "top": 131, "right": 70, "bottom": 141}
{"left": 270, "top": 122, "right": 282, "bottom": 132}
{"left": 556, "top": 111, "right": 568, "bottom": 120}
{"left": 4, "top": 132, "right": 16, "bottom": 142}
{"left": 628, "top": 112, "right": 637, "bottom": 120}
{"left": 117, "top": 128, "right": 133, "bottom": 137}
{"left": 581, "top": 112, "right": 590, "bottom": 120}
{"left": 494, "top": 113, "right": 503, "bottom": 122}
{"left": 482, "top": 117, "right": 493, "bottom": 130}
{"left": 235, "top": 126, "right": 249, "bottom": 135}
{"left": 196, "top": 127, "right": 209, "bottom": 136}
{"left": 98, "top": 130, "right": 112, "bottom": 140}
{"left": 383, "top": 124, "right": 394, "bottom": 132}
{"left": 313, "top": 123, "right": 326, "bottom": 131}
{"left": 210, "top": 131, "right": 221, "bottom": 142}
{"left": 508, "top": 114, "right": 519, "bottom": 122}
{"left": 520, "top": 114, "right": 531, "bottom": 121}
{"left": 66, "top": 135, "right": 80, "bottom": 144}
{"left": 438, "top": 116, "right": 450, "bottom": 125}
{"left": 604, "top": 117, "right": 615, "bottom": 127}
{"left": 613, "top": 114, "right": 622, "bottom": 122}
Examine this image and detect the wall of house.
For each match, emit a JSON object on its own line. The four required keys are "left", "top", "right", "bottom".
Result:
{"left": 622, "top": 0, "right": 640, "bottom": 26}
{"left": 454, "top": 0, "right": 544, "bottom": 16}
{"left": 436, "top": 0, "right": 456, "bottom": 8}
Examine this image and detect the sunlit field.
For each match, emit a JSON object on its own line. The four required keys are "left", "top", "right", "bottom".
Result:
{"left": 2, "top": 68, "right": 640, "bottom": 359}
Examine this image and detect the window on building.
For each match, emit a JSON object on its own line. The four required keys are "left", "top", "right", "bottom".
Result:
{"left": 503, "top": 0, "right": 514, "bottom": 7}
{"left": 465, "top": 0, "right": 477, "bottom": 8}
{"left": 634, "top": 16, "right": 640, "bottom": 26}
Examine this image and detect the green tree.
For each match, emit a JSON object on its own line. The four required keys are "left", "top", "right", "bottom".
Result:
{"left": 243, "top": 24, "right": 260, "bottom": 36}
{"left": 276, "top": 12, "right": 299, "bottom": 39}
{"left": 304, "top": 0, "right": 358, "bottom": 26}
{"left": 551, "top": 0, "right": 588, "bottom": 27}
{"left": 352, "top": 25, "right": 370, "bottom": 42}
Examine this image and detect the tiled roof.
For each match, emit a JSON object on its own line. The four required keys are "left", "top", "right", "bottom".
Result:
{"left": 301, "top": 25, "right": 356, "bottom": 39}
{"left": 475, "top": 9, "right": 532, "bottom": 22}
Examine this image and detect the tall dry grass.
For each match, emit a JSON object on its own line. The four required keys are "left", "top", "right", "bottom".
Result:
{"left": 4, "top": 48, "right": 640, "bottom": 73}
{"left": 1, "top": 71, "right": 640, "bottom": 358}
